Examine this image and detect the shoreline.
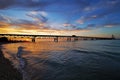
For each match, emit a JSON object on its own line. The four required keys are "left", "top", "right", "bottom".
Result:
{"left": 0, "top": 43, "right": 22, "bottom": 80}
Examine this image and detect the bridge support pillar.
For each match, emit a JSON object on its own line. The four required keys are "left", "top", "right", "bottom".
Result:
{"left": 74, "top": 37, "right": 78, "bottom": 41}
{"left": 32, "top": 37, "right": 36, "bottom": 42}
{"left": 54, "top": 37, "right": 58, "bottom": 42}
{"left": 67, "top": 37, "right": 71, "bottom": 41}
{"left": 91, "top": 38, "right": 96, "bottom": 40}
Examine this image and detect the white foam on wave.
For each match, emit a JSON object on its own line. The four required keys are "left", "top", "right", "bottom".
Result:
{"left": 17, "top": 46, "right": 31, "bottom": 80}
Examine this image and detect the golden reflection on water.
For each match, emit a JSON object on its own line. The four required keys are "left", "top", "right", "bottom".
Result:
{"left": 2, "top": 42, "right": 77, "bottom": 62}
{"left": 2, "top": 41, "right": 79, "bottom": 79}
{"left": 2, "top": 42, "right": 68, "bottom": 53}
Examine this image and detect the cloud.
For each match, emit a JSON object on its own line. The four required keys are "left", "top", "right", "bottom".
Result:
{"left": 76, "top": 19, "right": 84, "bottom": 24}
{"left": 0, "top": 0, "right": 91, "bottom": 14}
{"left": 103, "top": 23, "right": 120, "bottom": 28}
{"left": 76, "top": 0, "right": 120, "bottom": 24}
{"left": 0, "top": 21, "right": 12, "bottom": 28}
{"left": 0, "top": 13, "right": 50, "bottom": 29}
{"left": 0, "top": 0, "right": 15, "bottom": 9}
{"left": 0, "top": 20, "right": 66, "bottom": 35}
{"left": 0, "top": 14, "right": 13, "bottom": 23}
{"left": 85, "top": 22, "right": 120, "bottom": 30}
{"left": 0, "top": 14, "right": 33, "bottom": 24}
{"left": 27, "top": 11, "right": 48, "bottom": 23}
{"left": 87, "top": 24, "right": 96, "bottom": 28}
{"left": 0, "top": 0, "right": 49, "bottom": 9}
{"left": 0, "top": 14, "right": 66, "bottom": 32}
{"left": 0, "top": 14, "right": 40, "bottom": 29}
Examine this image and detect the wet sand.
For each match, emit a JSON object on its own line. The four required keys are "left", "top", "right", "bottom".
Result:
{"left": 0, "top": 43, "right": 22, "bottom": 80}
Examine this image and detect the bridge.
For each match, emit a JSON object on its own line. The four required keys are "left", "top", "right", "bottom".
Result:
{"left": 0, "top": 34, "right": 115, "bottom": 42}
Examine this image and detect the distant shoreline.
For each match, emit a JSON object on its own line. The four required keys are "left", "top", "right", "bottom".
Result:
{"left": 0, "top": 43, "right": 22, "bottom": 80}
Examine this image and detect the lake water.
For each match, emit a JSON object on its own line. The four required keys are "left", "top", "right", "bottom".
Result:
{"left": 1, "top": 40, "right": 120, "bottom": 80}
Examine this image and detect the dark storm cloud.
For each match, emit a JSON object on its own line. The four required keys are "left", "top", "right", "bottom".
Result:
{"left": 0, "top": 0, "right": 119, "bottom": 15}
{"left": 0, "top": 0, "right": 15, "bottom": 9}
{"left": 0, "top": 0, "right": 90, "bottom": 11}
{"left": 0, "top": 0, "right": 52, "bottom": 9}
{"left": 78, "top": 0, "right": 120, "bottom": 23}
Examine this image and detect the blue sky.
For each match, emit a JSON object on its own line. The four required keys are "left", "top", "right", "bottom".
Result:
{"left": 0, "top": 0, "right": 120, "bottom": 38}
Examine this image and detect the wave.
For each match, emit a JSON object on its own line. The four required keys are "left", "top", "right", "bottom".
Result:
{"left": 70, "top": 49, "right": 120, "bottom": 62}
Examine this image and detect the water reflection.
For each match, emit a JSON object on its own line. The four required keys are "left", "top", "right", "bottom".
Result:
{"left": 1, "top": 41, "right": 120, "bottom": 80}
{"left": 17, "top": 46, "right": 31, "bottom": 80}
{"left": 17, "top": 46, "right": 25, "bottom": 58}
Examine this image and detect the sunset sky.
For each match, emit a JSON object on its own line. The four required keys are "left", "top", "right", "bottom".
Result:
{"left": 0, "top": 0, "right": 120, "bottom": 38}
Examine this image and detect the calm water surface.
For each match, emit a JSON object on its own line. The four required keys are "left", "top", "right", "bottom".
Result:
{"left": 1, "top": 40, "right": 120, "bottom": 80}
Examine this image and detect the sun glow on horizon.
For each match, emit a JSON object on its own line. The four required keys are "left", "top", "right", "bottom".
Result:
{"left": 0, "top": 0, "right": 120, "bottom": 38}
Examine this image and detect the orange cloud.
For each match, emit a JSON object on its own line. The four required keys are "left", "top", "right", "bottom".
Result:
{"left": 0, "top": 21, "right": 65, "bottom": 35}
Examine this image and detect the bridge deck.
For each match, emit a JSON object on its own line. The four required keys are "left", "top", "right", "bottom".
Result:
{"left": 0, "top": 34, "right": 113, "bottom": 39}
